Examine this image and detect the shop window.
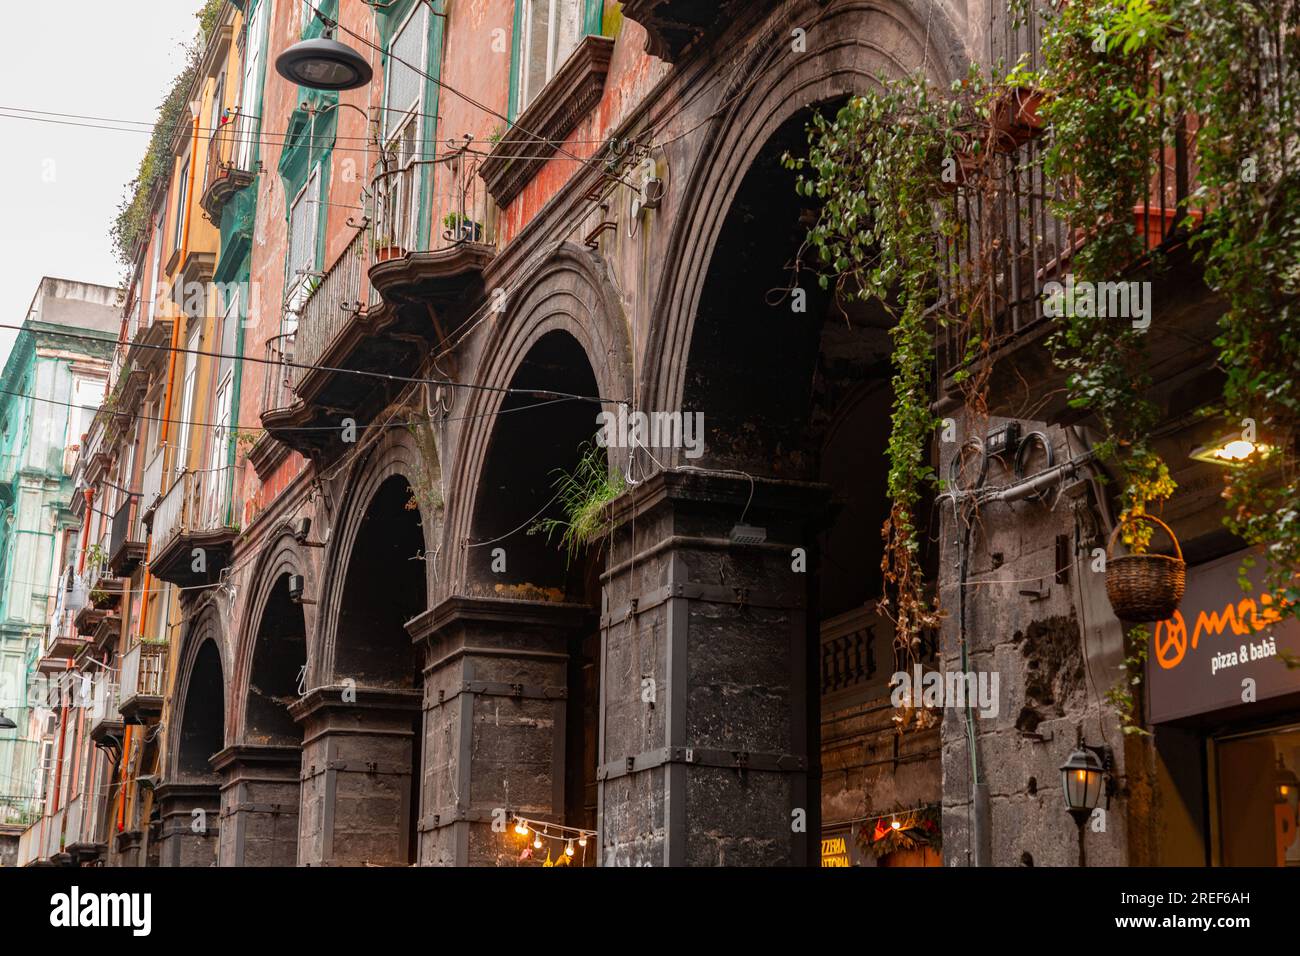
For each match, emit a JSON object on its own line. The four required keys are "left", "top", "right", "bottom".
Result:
{"left": 1214, "top": 724, "right": 1300, "bottom": 866}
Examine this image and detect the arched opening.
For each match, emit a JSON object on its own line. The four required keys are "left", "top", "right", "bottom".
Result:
{"left": 230, "top": 571, "right": 307, "bottom": 866}
{"left": 311, "top": 473, "right": 426, "bottom": 865}
{"left": 177, "top": 640, "right": 225, "bottom": 779}
{"left": 465, "top": 329, "right": 604, "bottom": 864}
{"left": 159, "top": 636, "right": 225, "bottom": 867}
{"left": 335, "top": 475, "right": 425, "bottom": 688}
{"left": 677, "top": 103, "right": 942, "bottom": 865}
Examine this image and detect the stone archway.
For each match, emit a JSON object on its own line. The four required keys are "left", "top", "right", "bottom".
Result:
{"left": 291, "top": 428, "right": 436, "bottom": 866}
{"left": 597, "top": 0, "right": 963, "bottom": 866}
{"left": 411, "top": 244, "right": 630, "bottom": 865}
{"left": 215, "top": 532, "right": 312, "bottom": 866}
{"left": 156, "top": 605, "right": 228, "bottom": 867}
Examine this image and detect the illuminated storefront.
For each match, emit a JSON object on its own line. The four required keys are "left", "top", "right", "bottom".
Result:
{"left": 1148, "top": 548, "right": 1300, "bottom": 866}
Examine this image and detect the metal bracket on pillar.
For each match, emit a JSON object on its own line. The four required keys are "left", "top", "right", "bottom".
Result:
{"left": 596, "top": 746, "right": 807, "bottom": 781}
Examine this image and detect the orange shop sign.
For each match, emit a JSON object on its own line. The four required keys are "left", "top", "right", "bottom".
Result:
{"left": 1147, "top": 548, "right": 1300, "bottom": 723}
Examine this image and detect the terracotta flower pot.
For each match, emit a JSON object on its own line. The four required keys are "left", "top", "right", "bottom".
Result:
{"left": 1132, "top": 205, "right": 1203, "bottom": 249}
{"left": 991, "top": 87, "right": 1046, "bottom": 152}
{"left": 375, "top": 244, "right": 407, "bottom": 263}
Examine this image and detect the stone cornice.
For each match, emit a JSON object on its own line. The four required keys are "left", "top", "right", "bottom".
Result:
{"left": 481, "top": 35, "right": 615, "bottom": 208}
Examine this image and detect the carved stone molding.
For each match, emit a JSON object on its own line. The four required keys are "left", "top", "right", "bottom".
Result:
{"left": 481, "top": 35, "right": 615, "bottom": 208}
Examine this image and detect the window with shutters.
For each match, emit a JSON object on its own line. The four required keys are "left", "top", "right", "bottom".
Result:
{"left": 517, "top": 0, "right": 584, "bottom": 113}
{"left": 236, "top": 0, "right": 268, "bottom": 171}
{"left": 173, "top": 158, "right": 190, "bottom": 252}
{"left": 285, "top": 165, "right": 321, "bottom": 319}
{"left": 383, "top": 6, "right": 429, "bottom": 143}
{"left": 176, "top": 324, "right": 200, "bottom": 476}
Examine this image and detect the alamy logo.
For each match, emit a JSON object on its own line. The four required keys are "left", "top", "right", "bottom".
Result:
{"left": 595, "top": 407, "right": 705, "bottom": 460}
{"left": 1041, "top": 273, "right": 1152, "bottom": 329}
{"left": 890, "top": 665, "right": 1000, "bottom": 719}
{"left": 49, "top": 887, "right": 152, "bottom": 936}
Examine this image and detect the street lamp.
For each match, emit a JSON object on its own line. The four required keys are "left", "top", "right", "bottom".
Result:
{"left": 275, "top": 33, "right": 373, "bottom": 92}
{"left": 0, "top": 710, "right": 16, "bottom": 731}
{"left": 1060, "top": 731, "right": 1113, "bottom": 867}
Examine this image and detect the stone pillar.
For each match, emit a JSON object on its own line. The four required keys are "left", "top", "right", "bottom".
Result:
{"left": 153, "top": 782, "right": 221, "bottom": 867}
{"left": 406, "top": 596, "right": 589, "bottom": 866}
{"left": 114, "top": 829, "right": 143, "bottom": 867}
{"left": 212, "top": 745, "right": 302, "bottom": 867}
{"left": 599, "top": 470, "right": 824, "bottom": 866}
{"left": 288, "top": 687, "right": 421, "bottom": 866}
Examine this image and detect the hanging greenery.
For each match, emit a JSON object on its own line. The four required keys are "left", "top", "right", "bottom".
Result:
{"left": 108, "top": 2, "right": 223, "bottom": 269}
{"left": 1171, "top": 0, "right": 1300, "bottom": 609}
{"left": 1038, "top": 0, "right": 1178, "bottom": 552}
{"left": 856, "top": 804, "right": 943, "bottom": 859}
{"left": 784, "top": 69, "right": 1030, "bottom": 651}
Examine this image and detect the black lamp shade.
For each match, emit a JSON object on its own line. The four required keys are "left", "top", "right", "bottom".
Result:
{"left": 1060, "top": 748, "right": 1105, "bottom": 812}
{"left": 276, "top": 37, "right": 373, "bottom": 91}
{"left": 0, "top": 710, "right": 17, "bottom": 731}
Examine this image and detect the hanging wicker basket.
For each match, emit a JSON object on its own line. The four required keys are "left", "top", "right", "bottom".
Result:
{"left": 1104, "top": 514, "right": 1186, "bottom": 622}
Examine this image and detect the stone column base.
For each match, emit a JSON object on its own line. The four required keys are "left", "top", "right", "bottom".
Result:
{"left": 289, "top": 686, "right": 421, "bottom": 866}
{"left": 212, "top": 744, "right": 303, "bottom": 866}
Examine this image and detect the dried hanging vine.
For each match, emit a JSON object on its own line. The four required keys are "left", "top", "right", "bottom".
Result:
{"left": 785, "top": 71, "right": 1019, "bottom": 653}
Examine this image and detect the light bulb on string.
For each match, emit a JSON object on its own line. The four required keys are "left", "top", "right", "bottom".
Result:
{"left": 578, "top": 833, "right": 587, "bottom": 847}
{"left": 514, "top": 818, "right": 529, "bottom": 837}
{"left": 565, "top": 839, "right": 575, "bottom": 857}
{"left": 533, "top": 830, "right": 543, "bottom": 849}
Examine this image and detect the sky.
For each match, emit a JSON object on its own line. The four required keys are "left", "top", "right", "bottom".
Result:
{"left": 0, "top": 1, "right": 210, "bottom": 368}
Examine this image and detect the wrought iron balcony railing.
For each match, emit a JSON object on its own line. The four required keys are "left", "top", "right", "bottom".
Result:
{"left": 200, "top": 109, "right": 258, "bottom": 217}
{"left": 151, "top": 463, "right": 240, "bottom": 556}
{"left": 292, "top": 226, "right": 374, "bottom": 375}
{"left": 118, "top": 641, "right": 167, "bottom": 720}
{"left": 262, "top": 332, "right": 297, "bottom": 416}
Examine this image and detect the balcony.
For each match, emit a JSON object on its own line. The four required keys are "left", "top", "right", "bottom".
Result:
{"left": 200, "top": 109, "right": 258, "bottom": 220}
{"left": 936, "top": 3, "right": 1210, "bottom": 421}
{"left": 42, "top": 570, "right": 89, "bottom": 667}
{"left": 108, "top": 496, "right": 147, "bottom": 577}
{"left": 148, "top": 463, "right": 241, "bottom": 585}
{"left": 17, "top": 822, "right": 38, "bottom": 866}
{"left": 88, "top": 674, "right": 124, "bottom": 745}
{"left": 139, "top": 446, "right": 166, "bottom": 526}
{"left": 44, "top": 805, "right": 67, "bottom": 862}
{"left": 124, "top": 303, "right": 174, "bottom": 377}
{"left": 368, "top": 148, "right": 497, "bottom": 303}
{"left": 118, "top": 641, "right": 167, "bottom": 723}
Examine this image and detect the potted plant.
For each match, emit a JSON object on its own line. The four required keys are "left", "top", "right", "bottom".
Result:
{"left": 989, "top": 61, "right": 1045, "bottom": 152}
{"left": 1131, "top": 204, "right": 1203, "bottom": 249}
{"left": 442, "top": 211, "right": 482, "bottom": 243}
{"left": 373, "top": 231, "right": 406, "bottom": 263}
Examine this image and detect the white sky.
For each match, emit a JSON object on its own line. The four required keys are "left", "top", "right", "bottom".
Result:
{"left": 0, "top": 1, "right": 209, "bottom": 367}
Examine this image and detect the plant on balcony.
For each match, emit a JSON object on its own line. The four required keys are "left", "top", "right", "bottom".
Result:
{"left": 110, "top": 33, "right": 203, "bottom": 268}
{"left": 372, "top": 230, "right": 407, "bottom": 263}
{"left": 442, "top": 212, "right": 483, "bottom": 243}
{"left": 86, "top": 543, "right": 107, "bottom": 571}
{"left": 1170, "top": 0, "right": 1300, "bottom": 615}
{"left": 529, "top": 443, "right": 625, "bottom": 565}
{"left": 1040, "top": 0, "right": 1178, "bottom": 554}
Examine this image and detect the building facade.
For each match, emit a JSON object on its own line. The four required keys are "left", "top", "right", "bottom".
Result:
{"left": 0, "top": 278, "right": 118, "bottom": 866}
{"left": 11, "top": 0, "right": 1298, "bottom": 868}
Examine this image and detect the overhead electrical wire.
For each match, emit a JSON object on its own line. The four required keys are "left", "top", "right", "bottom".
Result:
{"left": 0, "top": 321, "right": 621, "bottom": 406}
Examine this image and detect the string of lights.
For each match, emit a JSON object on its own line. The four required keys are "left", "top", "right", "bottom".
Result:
{"left": 511, "top": 814, "right": 595, "bottom": 859}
